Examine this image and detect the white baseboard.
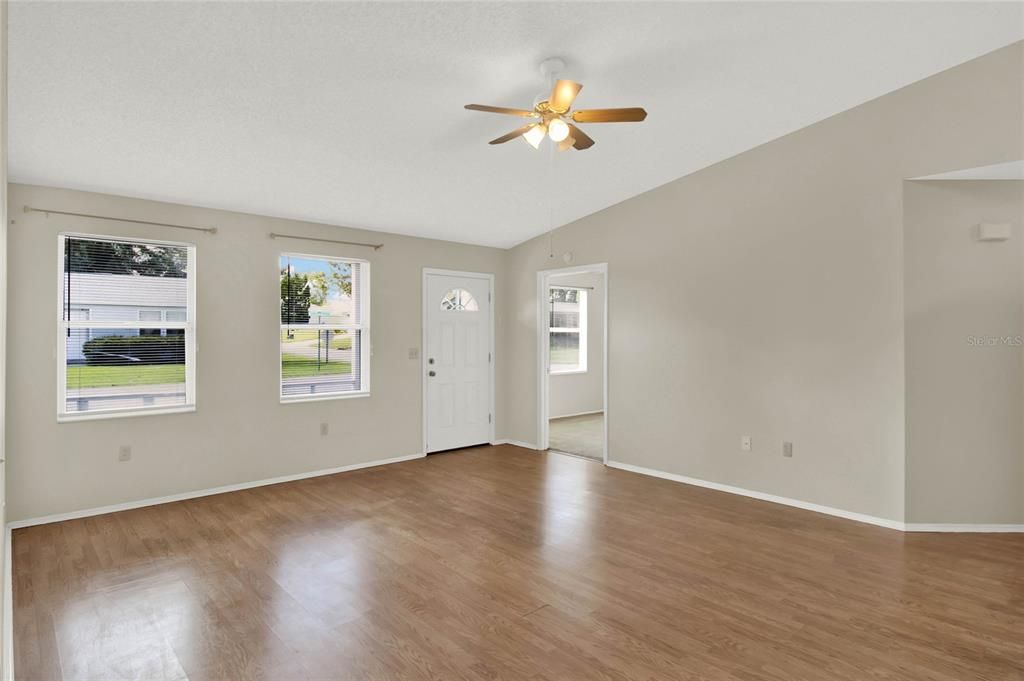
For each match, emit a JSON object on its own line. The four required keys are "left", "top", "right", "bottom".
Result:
{"left": 607, "top": 461, "right": 1024, "bottom": 533}
{"left": 7, "top": 452, "right": 426, "bottom": 530}
{"left": 903, "top": 523, "right": 1024, "bottom": 533}
{"left": 606, "top": 460, "right": 906, "bottom": 530}
{"left": 549, "top": 409, "right": 604, "bottom": 420}
{"left": 3, "top": 526, "right": 11, "bottom": 681}
{"left": 491, "top": 439, "right": 540, "bottom": 450}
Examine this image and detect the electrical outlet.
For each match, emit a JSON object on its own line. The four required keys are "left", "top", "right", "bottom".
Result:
{"left": 783, "top": 442, "right": 793, "bottom": 458}
{"left": 408, "top": 347, "right": 420, "bottom": 360}
{"left": 741, "top": 436, "right": 752, "bottom": 452}
{"left": 118, "top": 445, "right": 132, "bottom": 462}
{"left": 320, "top": 422, "right": 329, "bottom": 437}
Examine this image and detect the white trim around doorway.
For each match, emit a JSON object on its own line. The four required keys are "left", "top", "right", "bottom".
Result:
{"left": 537, "top": 263, "right": 609, "bottom": 464}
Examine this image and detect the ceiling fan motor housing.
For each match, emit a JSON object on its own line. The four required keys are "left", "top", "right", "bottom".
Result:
{"left": 536, "top": 57, "right": 567, "bottom": 114}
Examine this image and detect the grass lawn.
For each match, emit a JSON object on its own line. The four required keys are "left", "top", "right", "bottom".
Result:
{"left": 67, "top": 364, "right": 185, "bottom": 389}
{"left": 281, "top": 329, "right": 353, "bottom": 350}
{"left": 281, "top": 353, "right": 352, "bottom": 379}
{"left": 550, "top": 348, "right": 580, "bottom": 364}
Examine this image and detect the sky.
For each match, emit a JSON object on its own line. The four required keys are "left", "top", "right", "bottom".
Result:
{"left": 280, "top": 255, "right": 346, "bottom": 275}
{"left": 280, "top": 256, "right": 354, "bottom": 307}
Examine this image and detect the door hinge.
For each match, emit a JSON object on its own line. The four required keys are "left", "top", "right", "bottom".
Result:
{"left": 488, "top": 291, "right": 491, "bottom": 302}
{"left": 488, "top": 352, "right": 492, "bottom": 363}
{"left": 488, "top": 413, "right": 492, "bottom": 424}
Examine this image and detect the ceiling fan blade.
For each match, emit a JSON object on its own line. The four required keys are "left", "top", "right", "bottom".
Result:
{"left": 557, "top": 136, "right": 575, "bottom": 152}
{"left": 465, "top": 104, "right": 538, "bottom": 117}
{"left": 571, "top": 107, "right": 647, "bottom": 123}
{"left": 488, "top": 124, "right": 536, "bottom": 145}
{"left": 566, "top": 123, "right": 595, "bottom": 150}
{"left": 548, "top": 80, "right": 582, "bottom": 114}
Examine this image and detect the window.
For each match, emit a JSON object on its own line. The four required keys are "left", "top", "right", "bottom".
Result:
{"left": 138, "top": 310, "right": 163, "bottom": 336}
{"left": 59, "top": 234, "right": 196, "bottom": 419}
{"left": 440, "top": 288, "right": 479, "bottom": 311}
{"left": 549, "top": 286, "right": 587, "bottom": 374}
{"left": 280, "top": 253, "right": 370, "bottom": 401}
{"left": 166, "top": 310, "right": 186, "bottom": 336}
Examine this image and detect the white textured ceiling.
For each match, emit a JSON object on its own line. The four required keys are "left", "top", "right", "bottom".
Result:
{"left": 9, "top": 2, "right": 1024, "bottom": 248}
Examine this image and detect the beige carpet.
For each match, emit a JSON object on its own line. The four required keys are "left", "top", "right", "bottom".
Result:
{"left": 549, "top": 412, "right": 604, "bottom": 461}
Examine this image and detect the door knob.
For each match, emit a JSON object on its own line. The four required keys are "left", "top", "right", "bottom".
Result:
{"left": 428, "top": 371, "right": 436, "bottom": 377}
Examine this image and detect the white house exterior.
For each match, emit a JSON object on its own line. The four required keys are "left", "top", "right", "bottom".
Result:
{"left": 66, "top": 272, "right": 187, "bottom": 362}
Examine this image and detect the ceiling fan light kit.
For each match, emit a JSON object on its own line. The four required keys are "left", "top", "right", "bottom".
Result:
{"left": 523, "top": 124, "right": 546, "bottom": 149}
{"left": 547, "top": 118, "right": 570, "bottom": 142}
{"left": 465, "top": 57, "right": 647, "bottom": 151}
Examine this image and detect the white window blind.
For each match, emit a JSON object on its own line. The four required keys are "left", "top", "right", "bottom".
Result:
{"left": 280, "top": 253, "right": 370, "bottom": 401}
{"left": 549, "top": 286, "right": 587, "bottom": 374}
{"left": 59, "top": 234, "right": 196, "bottom": 419}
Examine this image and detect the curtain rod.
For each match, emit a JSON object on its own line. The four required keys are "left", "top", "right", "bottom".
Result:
{"left": 269, "top": 232, "right": 383, "bottom": 251}
{"left": 24, "top": 206, "right": 217, "bottom": 234}
{"left": 550, "top": 284, "right": 595, "bottom": 290}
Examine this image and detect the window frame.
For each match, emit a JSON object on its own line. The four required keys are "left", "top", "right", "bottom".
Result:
{"left": 279, "top": 251, "right": 371, "bottom": 404}
{"left": 56, "top": 232, "right": 198, "bottom": 422}
{"left": 549, "top": 286, "right": 588, "bottom": 375}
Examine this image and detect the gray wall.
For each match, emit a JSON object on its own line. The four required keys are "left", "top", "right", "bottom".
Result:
{"left": 502, "top": 42, "right": 1023, "bottom": 522}
{"left": 6, "top": 183, "right": 508, "bottom": 521}
{"left": 548, "top": 272, "right": 604, "bottom": 419}
{"left": 904, "top": 180, "right": 1023, "bottom": 524}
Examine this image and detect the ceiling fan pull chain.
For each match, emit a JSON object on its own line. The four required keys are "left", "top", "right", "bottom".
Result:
{"left": 548, "top": 127, "right": 556, "bottom": 259}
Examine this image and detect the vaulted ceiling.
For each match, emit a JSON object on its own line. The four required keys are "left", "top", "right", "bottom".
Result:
{"left": 9, "top": 2, "right": 1024, "bottom": 247}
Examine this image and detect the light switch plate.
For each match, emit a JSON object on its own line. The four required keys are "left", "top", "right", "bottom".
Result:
{"left": 741, "top": 436, "right": 752, "bottom": 452}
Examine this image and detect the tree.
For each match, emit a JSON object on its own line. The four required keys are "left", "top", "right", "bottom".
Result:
{"left": 280, "top": 262, "right": 355, "bottom": 324}
{"left": 281, "top": 269, "right": 314, "bottom": 323}
{"left": 300, "top": 264, "right": 352, "bottom": 308}
{"left": 328, "top": 262, "right": 353, "bottom": 296}
{"left": 68, "top": 238, "right": 187, "bottom": 277}
{"left": 305, "top": 271, "right": 330, "bottom": 306}
{"left": 550, "top": 287, "right": 579, "bottom": 303}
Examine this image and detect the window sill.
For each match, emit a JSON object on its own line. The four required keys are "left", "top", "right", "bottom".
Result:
{"left": 58, "top": 405, "right": 196, "bottom": 423}
{"left": 550, "top": 369, "right": 588, "bottom": 376}
{"left": 280, "top": 391, "right": 370, "bottom": 405}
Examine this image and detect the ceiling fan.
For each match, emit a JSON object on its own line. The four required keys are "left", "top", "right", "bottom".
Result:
{"left": 464, "top": 58, "right": 647, "bottom": 151}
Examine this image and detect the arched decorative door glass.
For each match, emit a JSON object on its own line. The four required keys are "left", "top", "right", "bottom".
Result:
{"left": 440, "top": 288, "right": 479, "bottom": 311}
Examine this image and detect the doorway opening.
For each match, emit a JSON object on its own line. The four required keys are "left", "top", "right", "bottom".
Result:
{"left": 537, "top": 263, "right": 608, "bottom": 463}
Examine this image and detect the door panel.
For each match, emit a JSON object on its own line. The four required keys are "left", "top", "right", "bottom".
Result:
{"left": 441, "top": 322, "right": 455, "bottom": 366}
{"left": 426, "top": 273, "right": 492, "bottom": 453}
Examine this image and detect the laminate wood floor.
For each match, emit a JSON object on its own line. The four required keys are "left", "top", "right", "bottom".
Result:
{"left": 13, "top": 445, "right": 1024, "bottom": 681}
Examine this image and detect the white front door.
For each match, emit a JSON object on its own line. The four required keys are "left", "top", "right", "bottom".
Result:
{"left": 425, "top": 272, "right": 492, "bottom": 453}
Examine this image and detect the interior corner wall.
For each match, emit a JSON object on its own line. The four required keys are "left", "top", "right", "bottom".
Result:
{"left": 0, "top": 2, "right": 8, "bottom": 676}
{"left": 904, "top": 180, "right": 1024, "bottom": 524}
{"left": 501, "top": 41, "right": 1024, "bottom": 523}
{"left": 5, "top": 184, "right": 508, "bottom": 522}
{"left": 548, "top": 272, "right": 604, "bottom": 419}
